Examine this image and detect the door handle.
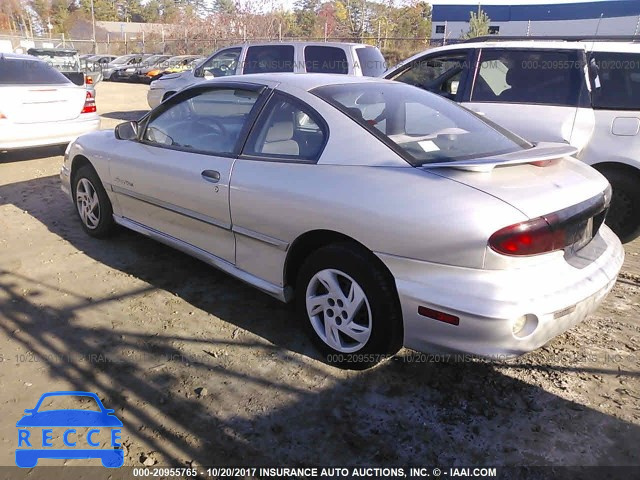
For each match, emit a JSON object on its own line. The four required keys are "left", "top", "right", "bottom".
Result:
{"left": 201, "top": 170, "right": 220, "bottom": 183}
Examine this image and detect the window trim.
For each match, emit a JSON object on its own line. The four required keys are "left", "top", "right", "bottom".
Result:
{"left": 240, "top": 91, "right": 330, "bottom": 164}
{"left": 469, "top": 47, "right": 591, "bottom": 108}
{"left": 386, "top": 48, "right": 474, "bottom": 103}
{"left": 303, "top": 45, "right": 349, "bottom": 74}
{"left": 136, "top": 82, "right": 270, "bottom": 158}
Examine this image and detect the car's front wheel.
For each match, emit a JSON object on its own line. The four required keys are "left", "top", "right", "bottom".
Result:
{"left": 296, "top": 243, "right": 403, "bottom": 369}
{"left": 72, "top": 164, "right": 115, "bottom": 238}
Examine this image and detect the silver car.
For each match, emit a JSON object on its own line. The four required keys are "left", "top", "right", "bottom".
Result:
{"left": 61, "top": 74, "right": 623, "bottom": 368}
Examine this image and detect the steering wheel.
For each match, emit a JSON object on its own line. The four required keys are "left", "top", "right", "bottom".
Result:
{"left": 197, "top": 118, "right": 227, "bottom": 137}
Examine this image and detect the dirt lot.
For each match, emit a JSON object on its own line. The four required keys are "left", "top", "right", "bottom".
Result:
{"left": 0, "top": 81, "right": 639, "bottom": 473}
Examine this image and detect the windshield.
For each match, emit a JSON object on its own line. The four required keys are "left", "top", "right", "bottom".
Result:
{"left": 313, "top": 82, "right": 531, "bottom": 166}
{"left": 112, "top": 55, "right": 134, "bottom": 65}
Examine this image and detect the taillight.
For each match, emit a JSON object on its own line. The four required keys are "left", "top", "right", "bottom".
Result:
{"left": 489, "top": 217, "right": 566, "bottom": 256}
{"left": 489, "top": 188, "right": 610, "bottom": 257}
{"left": 0, "top": 112, "right": 6, "bottom": 119}
{"left": 85, "top": 75, "right": 93, "bottom": 85}
{"left": 81, "top": 91, "right": 96, "bottom": 114}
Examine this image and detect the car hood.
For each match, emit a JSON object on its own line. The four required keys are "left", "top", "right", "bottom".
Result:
{"left": 425, "top": 144, "right": 609, "bottom": 219}
{"left": 158, "top": 72, "right": 184, "bottom": 81}
{"left": 16, "top": 410, "right": 123, "bottom": 427}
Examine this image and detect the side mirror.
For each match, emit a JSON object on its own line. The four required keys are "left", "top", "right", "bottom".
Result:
{"left": 194, "top": 67, "right": 203, "bottom": 77}
{"left": 115, "top": 121, "right": 138, "bottom": 140}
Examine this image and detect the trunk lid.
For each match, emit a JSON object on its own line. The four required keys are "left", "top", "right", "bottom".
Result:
{"left": 423, "top": 143, "right": 610, "bottom": 220}
{"left": 0, "top": 84, "right": 86, "bottom": 123}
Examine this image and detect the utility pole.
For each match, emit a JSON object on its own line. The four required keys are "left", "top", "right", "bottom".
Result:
{"left": 90, "top": 0, "right": 97, "bottom": 54}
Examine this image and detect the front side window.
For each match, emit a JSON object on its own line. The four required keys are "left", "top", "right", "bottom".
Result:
{"left": 243, "top": 45, "right": 295, "bottom": 74}
{"left": 391, "top": 51, "right": 469, "bottom": 100}
{"left": 305, "top": 46, "right": 348, "bottom": 74}
{"left": 472, "top": 49, "right": 587, "bottom": 106}
{"left": 314, "top": 82, "right": 531, "bottom": 166}
{"left": 244, "top": 94, "right": 327, "bottom": 161}
{"left": 590, "top": 52, "right": 640, "bottom": 110}
{"left": 143, "top": 88, "right": 260, "bottom": 155}
{"left": 201, "top": 48, "right": 242, "bottom": 77}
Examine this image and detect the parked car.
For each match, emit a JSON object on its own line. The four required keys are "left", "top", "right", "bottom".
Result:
{"left": 384, "top": 37, "right": 640, "bottom": 243}
{"left": 142, "top": 55, "right": 204, "bottom": 83}
{"left": 147, "top": 42, "right": 386, "bottom": 108}
{"left": 111, "top": 54, "right": 169, "bottom": 82}
{"left": 0, "top": 53, "right": 99, "bottom": 150}
{"left": 102, "top": 54, "right": 150, "bottom": 81}
{"left": 26, "top": 47, "right": 96, "bottom": 98}
{"left": 62, "top": 74, "right": 623, "bottom": 368}
{"left": 81, "top": 54, "right": 118, "bottom": 83}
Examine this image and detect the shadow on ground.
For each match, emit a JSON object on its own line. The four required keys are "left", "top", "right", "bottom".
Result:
{"left": 1, "top": 174, "right": 639, "bottom": 469}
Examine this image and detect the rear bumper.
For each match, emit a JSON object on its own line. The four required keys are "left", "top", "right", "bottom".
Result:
{"left": 377, "top": 225, "right": 624, "bottom": 358}
{"left": 0, "top": 115, "right": 100, "bottom": 150}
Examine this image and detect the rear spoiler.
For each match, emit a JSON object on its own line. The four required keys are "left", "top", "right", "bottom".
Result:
{"left": 421, "top": 142, "right": 578, "bottom": 173}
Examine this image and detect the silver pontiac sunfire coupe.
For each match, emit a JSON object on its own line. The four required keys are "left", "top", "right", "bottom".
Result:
{"left": 61, "top": 73, "right": 624, "bottom": 368}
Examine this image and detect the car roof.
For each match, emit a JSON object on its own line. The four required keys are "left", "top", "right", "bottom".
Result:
{"left": 223, "top": 41, "right": 376, "bottom": 49}
{"left": 0, "top": 52, "right": 46, "bottom": 61}
{"left": 203, "top": 72, "right": 392, "bottom": 91}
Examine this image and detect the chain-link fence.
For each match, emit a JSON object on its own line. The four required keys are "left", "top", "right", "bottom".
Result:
{"left": 0, "top": 31, "right": 444, "bottom": 65}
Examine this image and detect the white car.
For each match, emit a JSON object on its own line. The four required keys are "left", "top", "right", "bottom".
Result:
{"left": 147, "top": 42, "right": 387, "bottom": 109}
{"left": 0, "top": 53, "right": 99, "bottom": 150}
{"left": 61, "top": 74, "right": 623, "bottom": 369}
{"left": 385, "top": 37, "right": 640, "bottom": 243}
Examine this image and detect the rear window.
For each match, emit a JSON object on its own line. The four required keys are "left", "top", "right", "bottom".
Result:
{"left": 0, "top": 57, "right": 71, "bottom": 85}
{"left": 590, "top": 52, "right": 640, "bottom": 110}
{"left": 314, "top": 82, "right": 530, "bottom": 166}
{"left": 355, "top": 47, "right": 386, "bottom": 77}
{"left": 243, "top": 45, "right": 294, "bottom": 74}
{"left": 304, "top": 46, "right": 348, "bottom": 74}
{"left": 471, "top": 49, "right": 589, "bottom": 107}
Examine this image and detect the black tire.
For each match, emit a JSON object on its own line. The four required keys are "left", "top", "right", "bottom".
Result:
{"left": 603, "top": 169, "right": 640, "bottom": 244}
{"left": 295, "top": 243, "right": 403, "bottom": 369}
{"left": 71, "top": 164, "right": 115, "bottom": 238}
{"left": 162, "top": 91, "right": 176, "bottom": 103}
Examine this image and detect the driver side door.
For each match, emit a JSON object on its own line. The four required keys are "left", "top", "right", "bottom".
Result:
{"left": 108, "top": 84, "right": 266, "bottom": 264}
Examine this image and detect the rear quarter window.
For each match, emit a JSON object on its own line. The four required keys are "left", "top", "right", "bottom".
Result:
{"left": 304, "top": 46, "right": 348, "bottom": 74}
{"left": 471, "top": 49, "right": 589, "bottom": 107}
{"left": 590, "top": 52, "right": 640, "bottom": 110}
{"left": 355, "top": 47, "right": 386, "bottom": 77}
{"left": 0, "top": 58, "right": 71, "bottom": 85}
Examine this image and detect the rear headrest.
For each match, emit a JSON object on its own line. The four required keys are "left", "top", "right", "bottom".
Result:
{"left": 265, "top": 121, "right": 294, "bottom": 142}
{"left": 505, "top": 67, "right": 530, "bottom": 88}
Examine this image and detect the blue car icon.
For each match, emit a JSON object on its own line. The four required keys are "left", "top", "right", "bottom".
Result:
{"left": 16, "top": 391, "right": 124, "bottom": 468}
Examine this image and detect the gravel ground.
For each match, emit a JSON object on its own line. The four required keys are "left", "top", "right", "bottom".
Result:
{"left": 0, "top": 82, "right": 639, "bottom": 472}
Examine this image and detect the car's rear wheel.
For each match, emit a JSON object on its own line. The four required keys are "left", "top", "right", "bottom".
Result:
{"left": 602, "top": 168, "right": 640, "bottom": 243}
{"left": 296, "top": 243, "right": 403, "bottom": 369}
{"left": 72, "top": 164, "right": 115, "bottom": 238}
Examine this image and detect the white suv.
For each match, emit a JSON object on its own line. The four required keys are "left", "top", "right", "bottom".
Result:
{"left": 385, "top": 37, "right": 640, "bottom": 243}
{"left": 148, "top": 41, "right": 386, "bottom": 109}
